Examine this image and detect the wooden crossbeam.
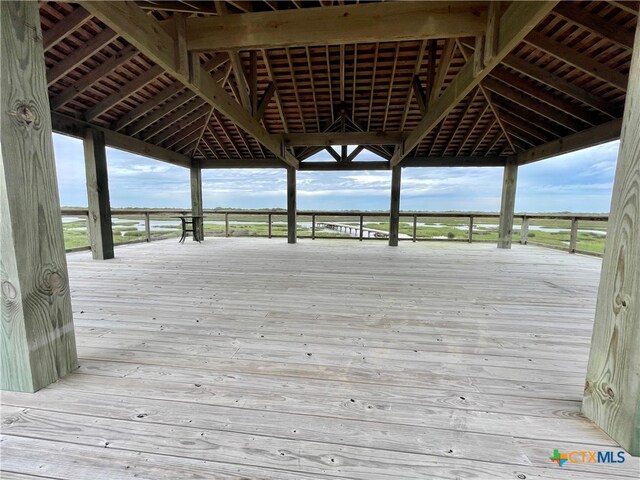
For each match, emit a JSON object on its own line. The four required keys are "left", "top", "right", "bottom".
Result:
{"left": 324, "top": 147, "right": 341, "bottom": 162}
{"left": 50, "top": 45, "right": 138, "bottom": 111}
{"left": 525, "top": 31, "right": 628, "bottom": 91}
{"left": 46, "top": 27, "right": 118, "bottom": 85}
{"left": 517, "top": 118, "right": 622, "bottom": 165}
{"left": 52, "top": 112, "right": 191, "bottom": 167}
{"left": 43, "top": 7, "right": 91, "bottom": 51}
{"left": 412, "top": 75, "right": 428, "bottom": 115}
{"left": 82, "top": 1, "right": 297, "bottom": 168}
{"left": 502, "top": 54, "right": 620, "bottom": 118}
{"left": 185, "top": 2, "right": 487, "bottom": 51}
{"left": 281, "top": 132, "right": 404, "bottom": 147}
{"left": 201, "top": 157, "right": 506, "bottom": 169}
{"left": 429, "top": 39, "right": 456, "bottom": 105}
{"left": 391, "top": 1, "right": 558, "bottom": 167}
{"left": 84, "top": 65, "right": 165, "bottom": 121}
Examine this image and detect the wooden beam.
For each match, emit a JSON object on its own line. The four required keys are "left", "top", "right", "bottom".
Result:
{"left": 126, "top": 90, "right": 196, "bottom": 136}
{"left": 583, "top": 18, "right": 640, "bottom": 456}
{"left": 1, "top": 0, "right": 77, "bottom": 392}
{"left": 525, "top": 31, "right": 628, "bottom": 91}
{"left": 346, "top": 145, "right": 365, "bottom": 162}
{"left": 553, "top": 2, "right": 635, "bottom": 50}
{"left": 143, "top": 100, "right": 208, "bottom": 142}
{"left": 83, "top": 129, "right": 114, "bottom": 260}
{"left": 324, "top": 146, "right": 341, "bottom": 162}
{"left": 412, "top": 75, "right": 428, "bottom": 115}
{"left": 482, "top": 77, "right": 586, "bottom": 132}
{"left": 281, "top": 132, "right": 404, "bottom": 147}
{"left": 391, "top": 1, "right": 557, "bottom": 167}
{"left": 517, "top": 119, "right": 622, "bottom": 165}
{"left": 497, "top": 158, "right": 518, "bottom": 249}
{"left": 254, "top": 82, "right": 276, "bottom": 121}
{"left": 502, "top": 54, "right": 620, "bottom": 118}
{"left": 488, "top": 67, "right": 596, "bottom": 127}
{"left": 84, "top": 65, "right": 164, "bottom": 121}
{"left": 429, "top": 39, "right": 456, "bottom": 105}
{"left": 43, "top": 7, "right": 91, "bottom": 51}
{"left": 402, "top": 156, "right": 507, "bottom": 167}
{"left": 185, "top": 2, "right": 488, "bottom": 51}
{"left": 52, "top": 112, "right": 191, "bottom": 167}
{"left": 50, "top": 45, "right": 138, "bottom": 111}
{"left": 82, "top": 1, "right": 297, "bottom": 168}
{"left": 46, "top": 27, "right": 118, "bottom": 85}
{"left": 287, "top": 167, "right": 297, "bottom": 244}
{"left": 190, "top": 160, "right": 204, "bottom": 241}
{"left": 388, "top": 165, "right": 402, "bottom": 247}
{"left": 111, "top": 82, "right": 186, "bottom": 132}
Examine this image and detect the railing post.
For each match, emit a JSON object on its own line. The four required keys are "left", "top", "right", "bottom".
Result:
{"left": 412, "top": 215, "right": 417, "bottom": 242}
{"left": 225, "top": 212, "right": 229, "bottom": 237}
{"left": 268, "top": 213, "right": 272, "bottom": 239}
{"left": 359, "top": 215, "right": 364, "bottom": 241}
{"left": 312, "top": 215, "right": 316, "bottom": 240}
{"left": 520, "top": 216, "right": 529, "bottom": 245}
{"left": 468, "top": 216, "right": 474, "bottom": 243}
{"left": 569, "top": 217, "right": 578, "bottom": 253}
{"left": 144, "top": 212, "right": 151, "bottom": 242}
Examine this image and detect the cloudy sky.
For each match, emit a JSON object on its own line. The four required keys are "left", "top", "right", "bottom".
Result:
{"left": 53, "top": 133, "right": 619, "bottom": 213}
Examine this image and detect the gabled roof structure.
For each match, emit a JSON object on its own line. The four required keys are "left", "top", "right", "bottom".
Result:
{"left": 41, "top": 1, "right": 635, "bottom": 169}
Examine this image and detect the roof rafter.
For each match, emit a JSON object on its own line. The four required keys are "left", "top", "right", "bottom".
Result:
{"left": 391, "top": 1, "right": 558, "bottom": 167}
{"left": 81, "top": 1, "right": 298, "bottom": 168}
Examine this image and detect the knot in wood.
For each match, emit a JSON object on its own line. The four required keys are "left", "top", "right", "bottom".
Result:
{"left": 606, "top": 386, "right": 615, "bottom": 400}
{"left": 11, "top": 102, "right": 39, "bottom": 128}
{"left": 40, "top": 265, "right": 67, "bottom": 296}
{"left": 1, "top": 280, "right": 17, "bottom": 300}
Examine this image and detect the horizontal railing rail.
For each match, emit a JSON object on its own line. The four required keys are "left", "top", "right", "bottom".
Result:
{"left": 60, "top": 208, "right": 609, "bottom": 256}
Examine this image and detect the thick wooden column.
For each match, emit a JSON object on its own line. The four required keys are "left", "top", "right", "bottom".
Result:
{"left": 497, "top": 159, "right": 518, "bottom": 249}
{"left": 1, "top": 0, "right": 78, "bottom": 392}
{"left": 389, "top": 165, "right": 401, "bottom": 246}
{"left": 190, "top": 160, "right": 204, "bottom": 241}
{"left": 287, "top": 167, "right": 297, "bottom": 244}
{"left": 83, "top": 128, "right": 114, "bottom": 259}
{"left": 583, "top": 18, "right": 640, "bottom": 456}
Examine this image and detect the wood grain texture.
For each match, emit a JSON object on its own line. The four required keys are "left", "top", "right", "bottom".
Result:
{"left": 2, "top": 238, "right": 638, "bottom": 477}
{"left": 497, "top": 159, "right": 518, "bottom": 249}
{"left": 388, "top": 165, "right": 401, "bottom": 247}
{"left": 189, "top": 160, "right": 203, "bottom": 241}
{"left": 287, "top": 167, "right": 297, "bottom": 244}
{"left": 83, "top": 129, "right": 114, "bottom": 260}
{"left": 0, "top": 0, "right": 77, "bottom": 392}
{"left": 583, "top": 15, "right": 640, "bottom": 456}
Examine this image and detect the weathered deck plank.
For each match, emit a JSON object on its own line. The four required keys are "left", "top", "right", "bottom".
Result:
{"left": 2, "top": 239, "right": 638, "bottom": 478}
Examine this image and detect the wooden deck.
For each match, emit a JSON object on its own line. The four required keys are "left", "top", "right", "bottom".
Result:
{"left": 1, "top": 238, "right": 638, "bottom": 479}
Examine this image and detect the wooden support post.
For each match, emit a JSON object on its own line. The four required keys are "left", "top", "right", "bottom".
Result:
{"left": 144, "top": 212, "right": 151, "bottom": 242}
{"left": 190, "top": 160, "right": 204, "bottom": 241}
{"left": 224, "top": 212, "right": 229, "bottom": 237}
{"left": 520, "top": 216, "right": 529, "bottom": 245}
{"left": 311, "top": 214, "right": 316, "bottom": 240}
{"left": 468, "top": 216, "right": 474, "bottom": 243}
{"left": 583, "top": 16, "right": 640, "bottom": 456}
{"left": 83, "top": 129, "right": 114, "bottom": 260}
{"left": 569, "top": 217, "right": 578, "bottom": 254}
{"left": 268, "top": 213, "right": 272, "bottom": 239}
{"left": 389, "top": 165, "right": 401, "bottom": 247}
{"left": 287, "top": 167, "right": 297, "bottom": 244}
{"left": 0, "top": 0, "right": 77, "bottom": 392}
{"left": 497, "top": 159, "right": 518, "bottom": 249}
{"left": 413, "top": 215, "right": 418, "bottom": 242}
{"left": 360, "top": 215, "right": 364, "bottom": 241}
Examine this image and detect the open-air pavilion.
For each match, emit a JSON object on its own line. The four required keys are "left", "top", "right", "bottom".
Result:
{"left": 1, "top": 1, "right": 639, "bottom": 478}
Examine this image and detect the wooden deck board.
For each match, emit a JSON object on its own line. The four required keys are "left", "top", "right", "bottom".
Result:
{"left": 2, "top": 238, "right": 638, "bottom": 478}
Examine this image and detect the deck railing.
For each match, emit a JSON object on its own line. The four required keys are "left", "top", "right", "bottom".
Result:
{"left": 60, "top": 208, "right": 609, "bottom": 257}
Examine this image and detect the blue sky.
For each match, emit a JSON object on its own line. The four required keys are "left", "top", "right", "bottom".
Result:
{"left": 53, "top": 133, "right": 619, "bottom": 213}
